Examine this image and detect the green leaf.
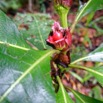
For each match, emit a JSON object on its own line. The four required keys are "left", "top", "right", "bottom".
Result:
{"left": 0, "top": 10, "right": 29, "bottom": 51}
{"left": 77, "top": 0, "right": 103, "bottom": 21}
{"left": 89, "top": 86, "right": 103, "bottom": 101}
{"left": 0, "top": 0, "right": 21, "bottom": 12}
{"left": 70, "top": 89, "right": 103, "bottom": 103}
{"left": 90, "top": 17, "right": 103, "bottom": 34}
{"left": 0, "top": 10, "right": 56, "bottom": 103}
{"left": 0, "top": 50, "right": 56, "bottom": 103}
{"left": 56, "top": 76, "right": 74, "bottom": 103}
{"left": 0, "top": 1, "right": 8, "bottom": 12}
{"left": 85, "top": 44, "right": 103, "bottom": 62}
{"left": 69, "top": 65, "right": 103, "bottom": 87}
{"left": 70, "top": 0, "right": 103, "bottom": 33}
{"left": 14, "top": 13, "right": 53, "bottom": 50}
{"left": 70, "top": 71, "right": 92, "bottom": 83}
{"left": 91, "top": 66, "right": 103, "bottom": 86}
{"left": 71, "top": 44, "right": 103, "bottom": 64}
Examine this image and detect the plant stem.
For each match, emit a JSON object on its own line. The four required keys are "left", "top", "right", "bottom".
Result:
{"left": 69, "top": 64, "right": 89, "bottom": 70}
{"left": 55, "top": 5, "right": 69, "bottom": 28}
{"left": 59, "top": 11, "right": 68, "bottom": 28}
{"left": 70, "top": 56, "right": 88, "bottom": 65}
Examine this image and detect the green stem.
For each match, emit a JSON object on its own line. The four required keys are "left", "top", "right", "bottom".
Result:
{"left": 59, "top": 11, "right": 68, "bottom": 28}
{"left": 70, "top": 56, "right": 88, "bottom": 65}
{"left": 55, "top": 5, "right": 69, "bottom": 28}
{"left": 69, "top": 64, "right": 90, "bottom": 71}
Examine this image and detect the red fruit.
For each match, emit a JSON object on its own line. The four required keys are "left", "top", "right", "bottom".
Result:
{"left": 46, "top": 22, "right": 72, "bottom": 50}
{"left": 52, "top": 31, "right": 63, "bottom": 41}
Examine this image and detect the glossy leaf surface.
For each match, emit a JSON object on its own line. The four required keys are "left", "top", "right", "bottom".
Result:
{"left": 0, "top": 50, "right": 56, "bottom": 103}
{"left": 0, "top": 10, "right": 56, "bottom": 103}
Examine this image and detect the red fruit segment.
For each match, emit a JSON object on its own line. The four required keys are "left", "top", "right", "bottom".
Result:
{"left": 46, "top": 22, "right": 72, "bottom": 50}
{"left": 52, "top": 31, "right": 63, "bottom": 41}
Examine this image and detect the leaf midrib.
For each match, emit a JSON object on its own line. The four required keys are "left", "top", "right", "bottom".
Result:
{"left": 0, "top": 50, "right": 55, "bottom": 102}
{"left": 69, "top": 65, "right": 103, "bottom": 77}
{"left": 33, "top": 15, "right": 46, "bottom": 49}
{"left": 57, "top": 76, "right": 68, "bottom": 103}
{"left": 70, "top": 0, "right": 92, "bottom": 33}
{"left": 71, "top": 53, "right": 103, "bottom": 64}
{"left": 0, "top": 41, "right": 29, "bottom": 51}
{"left": 71, "top": 90, "right": 85, "bottom": 103}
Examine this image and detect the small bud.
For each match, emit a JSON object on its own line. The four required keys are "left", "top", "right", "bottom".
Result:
{"left": 62, "top": 0, "right": 73, "bottom": 7}
{"left": 54, "top": 0, "right": 73, "bottom": 28}
{"left": 54, "top": 0, "right": 73, "bottom": 8}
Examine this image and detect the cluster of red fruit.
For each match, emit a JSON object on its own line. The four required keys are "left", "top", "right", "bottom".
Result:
{"left": 46, "top": 22, "right": 72, "bottom": 51}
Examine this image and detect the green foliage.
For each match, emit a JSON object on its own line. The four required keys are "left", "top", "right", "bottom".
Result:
{"left": 70, "top": 44, "right": 103, "bottom": 87}
{"left": 38, "top": 0, "right": 46, "bottom": 12}
{"left": 0, "top": 0, "right": 103, "bottom": 102}
{"left": 71, "top": 0, "right": 103, "bottom": 33}
{"left": 0, "top": 0, "right": 22, "bottom": 12}
{"left": 91, "top": 66, "right": 103, "bottom": 86}
{"left": 89, "top": 86, "right": 103, "bottom": 101}
{"left": 77, "top": 0, "right": 103, "bottom": 21}
{"left": 56, "top": 76, "right": 74, "bottom": 103}
{"left": 14, "top": 13, "right": 53, "bottom": 50}
{"left": 0, "top": 10, "right": 55, "bottom": 103}
{"left": 70, "top": 89, "right": 103, "bottom": 103}
{"left": 0, "top": 50, "right": 55, "bottom": 103}
{"left": 85, "top": 44, "right": 103, "bottom": 62}
{"left": 0, "top": 10, "right": 29, "bottom": 50}
{"left": 90, "top": 17, "right": 103, "bottom": 35}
